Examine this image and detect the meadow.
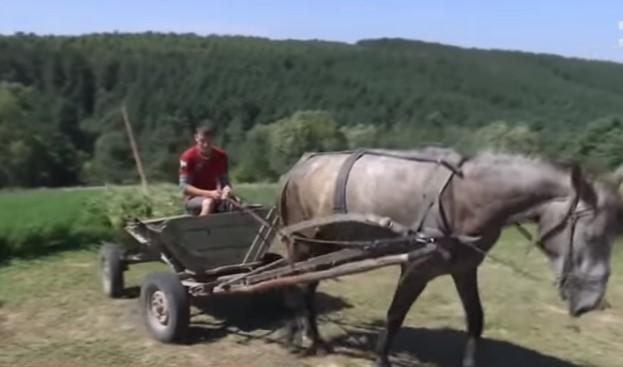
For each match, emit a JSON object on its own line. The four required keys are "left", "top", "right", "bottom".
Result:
{"left": 1, "top": 185, "right": 623, "bottom": 367}
{"left": 0, "top": 187, "right": 111, "bottom": 260}
{"left": 0, "top": 183, "right": 278, "bottom": 261}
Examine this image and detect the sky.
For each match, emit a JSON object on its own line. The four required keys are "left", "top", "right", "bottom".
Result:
{"left": 1, "top": 1, "right": 622, "bottom": 63}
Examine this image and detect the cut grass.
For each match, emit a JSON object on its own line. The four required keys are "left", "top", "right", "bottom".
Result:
{"left": 0, "top": 232, "right": 622, "bottom": 367}
{"left": 0, "top": 188, "right": 111, "bottom": 260}
{"left": 0, "top": 188, "right": 100, "bottom": 231}
{"left": 1, "top": 185, "right": 622, "bottom": 366}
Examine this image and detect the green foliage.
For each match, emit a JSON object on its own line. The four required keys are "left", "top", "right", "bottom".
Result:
{"left": 0, "top": 183, "right": 278, "bottom": 260}
{"left": 470, "top": 120, "right": 542, "bottom": 155}
{"left": 2, "top": 34, "right": 623, "bottom": 187}
{"left": 0, "top": 188, "right": 112, "bottom": 260}
{"left": 236, "top": 110, "right": 346, "bottom": 181}
{"left": 341, "top": 123, "right": 379, "bottom": 149}
{"left": 234, "top": 124, "right": 274, "bottom": 182}
{"left": 85, "top": 185, "right": 183, "bottom": 234}
{"left": 266, "top": 111, "right": 346, "bottom": 175}
{"left": 575, "top": 116, "right": 623, "bottom": 170}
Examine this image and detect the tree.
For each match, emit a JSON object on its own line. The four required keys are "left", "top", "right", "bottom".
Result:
{"left": 234, "top": 111, "right": 346, "bottom": 181}
{"left": 84, "top": 131, "right": 134, "bottom": 184}
{"left": 340, "top": 123, "right": 378, "bottom": 149}
{"left": 2, "top": 34, "right": 623, "bottom": 186}
{"left": 234, "top": 124, "right": 273, "bottom": 182}
{"left": 266, "top": 110, "right": 346, "bottom": 175}
{"left": 576, "top": 116, "right": 623, "bottom": 170}
{"left": 471, "top": 121, "right": 541, "bottom": 155}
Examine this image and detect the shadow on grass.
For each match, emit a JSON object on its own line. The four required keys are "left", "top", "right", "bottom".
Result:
{"left": 183, "top": 289, "right": 353, "bottom": 345}
{"left": 120, "top": 286, "right": 141, "bottom": 299}
{"left": 326, "top": 319, "right": 582, "bottom": 367}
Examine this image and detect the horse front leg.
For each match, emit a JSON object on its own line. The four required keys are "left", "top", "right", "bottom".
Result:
{"left": 374, "top": 266, "right": 428, "bottom": 367}
{"left": 451, "top": 268, "right": 484, "bottom": 367}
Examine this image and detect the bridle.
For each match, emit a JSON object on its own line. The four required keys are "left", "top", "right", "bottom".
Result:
{"left": 534, "top": 190, "right": 605, "bottom": 292}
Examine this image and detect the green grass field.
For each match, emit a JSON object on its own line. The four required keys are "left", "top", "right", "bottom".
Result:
{"left": 0, "top": 187, "right": 111, "bottom": 260}
{"left": 1, "top": 185, "right": 623, "bottom": 366}
{"left": 0, "top": 183, "right": 278, "bottom": 261}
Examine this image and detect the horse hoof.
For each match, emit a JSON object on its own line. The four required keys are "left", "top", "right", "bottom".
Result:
{"left": 284, "top": 335, "right": 303, "bottom": 354}
{"left": 373, "top": 357, "right": 392, "bottom": 367}
{"left": 287, "top": 344, "right": 300, "bottom": 354}
{"left": 462, "top": 357, "right": 476, "bottom": 367}
{"left": 306, "top": 341, "right": 333, "bottom": 356}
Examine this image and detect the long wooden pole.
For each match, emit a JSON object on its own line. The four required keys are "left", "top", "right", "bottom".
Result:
{"left": 121, "top": 104, "right": 149, "bottom": 194}
{"left": 211, "top": 244, "right": 438, "bottom": 294}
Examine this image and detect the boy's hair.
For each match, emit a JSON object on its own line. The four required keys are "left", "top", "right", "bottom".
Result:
{"left": 195, "top": 119, "right": 216, "bottom": 136}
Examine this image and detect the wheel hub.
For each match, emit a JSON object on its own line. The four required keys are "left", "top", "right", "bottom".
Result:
{"left": 150, "top": 291, "right": 169, "bottom": 325}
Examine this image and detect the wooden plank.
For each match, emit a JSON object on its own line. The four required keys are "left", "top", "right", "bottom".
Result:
{"left": 158, "top": 209, "right": 269, "bottom": 271}
{"left": 243, "top": 207, "right": 278, "bottom": 263}
{"left": 280, "top": 213, "right": 412, "bottom": 237}
{"left": 245, "top": 248, "right": 365, "bottom": 284}
{"left": 216, "top": 244, "right": 438, "bottom": 294}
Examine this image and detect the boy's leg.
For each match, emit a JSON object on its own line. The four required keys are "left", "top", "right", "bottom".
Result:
{"left": 199, "top": 198, "right": 216, "bottom": 216}
{"left": 185, "top": 196, "right": 207, "bottom": 215}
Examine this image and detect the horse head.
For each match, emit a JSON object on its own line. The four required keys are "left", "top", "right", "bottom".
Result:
{"left": 537, "top": 164, "right": 623, "bottom": 316}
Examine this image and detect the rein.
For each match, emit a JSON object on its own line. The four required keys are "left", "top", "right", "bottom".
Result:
{"left": 512, "top": 191, "right": 604, "bottom": 291}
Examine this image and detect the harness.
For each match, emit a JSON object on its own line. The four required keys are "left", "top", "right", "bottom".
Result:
{"left": 331, "top": 149, "right": 464, "bottom": 234}
{"left": 267, "top": 149, "right": 469, "bottom": 261}
{"left": 270, "top": 150, "right": 604, "bottom": 290}
{"left": 515, "top": 184, "right": 604, "bottom": 292}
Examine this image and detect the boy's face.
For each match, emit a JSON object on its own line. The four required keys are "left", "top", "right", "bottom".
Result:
{"left": 195, "top": 133, "right": 214, "bottom": 156}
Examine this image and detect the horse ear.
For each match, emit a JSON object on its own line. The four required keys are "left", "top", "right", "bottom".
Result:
{"left": 571, "top": 164, "right": 598, "bottom": 209}
{"left": 610, "top": 165, "right": 623, "bottom": 190}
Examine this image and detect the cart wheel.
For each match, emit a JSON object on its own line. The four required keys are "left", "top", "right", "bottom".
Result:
{"left": 98, "top": 243, "right": 125, "bottom": 298}
{"left": 140, "top": 272, "right": 190, "bottom": 343}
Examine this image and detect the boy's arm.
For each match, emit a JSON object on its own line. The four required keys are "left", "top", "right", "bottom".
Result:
{"left": 218, "top": 155, "right": 233, "bottom": 197}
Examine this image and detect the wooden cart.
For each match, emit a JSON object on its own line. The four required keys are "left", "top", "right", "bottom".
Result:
{"left": 98, "top": 204, "right": 440, "bottom": 343}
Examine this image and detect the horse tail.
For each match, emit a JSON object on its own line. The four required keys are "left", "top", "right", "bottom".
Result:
{"left": 276, "top": 173, "right": 291, "bottom": 227}
{"left": 275, "top": 151, "right": 317, "bottom": 227}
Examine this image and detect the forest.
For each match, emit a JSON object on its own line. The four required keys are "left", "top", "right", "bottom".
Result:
{"left": 1, "top": 33, "right": 623, "bottom": 186}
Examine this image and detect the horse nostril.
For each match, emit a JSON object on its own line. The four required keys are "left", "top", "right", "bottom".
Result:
{"left": 571, "top": 305, "right": 592, "bottom": 317}
{"left": 558, "top": 286, "right": 569, "bottom": 301}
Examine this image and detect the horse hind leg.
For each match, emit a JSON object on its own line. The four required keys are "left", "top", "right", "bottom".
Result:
{"left": 451, "top": 268, "right": 484, "bottom": 367}
{"left": 303, "top": 281, "right": 333, "bottom": 355}
{"left": 283, "top": 285, "right": 306, "bottom": 352}
{"left": 282, "top": 281, "right": 331, "bottom": 355}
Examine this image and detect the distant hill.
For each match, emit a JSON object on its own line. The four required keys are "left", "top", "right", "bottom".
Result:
{"left": 1, "top": 33, "right": 622, "bottom": 186}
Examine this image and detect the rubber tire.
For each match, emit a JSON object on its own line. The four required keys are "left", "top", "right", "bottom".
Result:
{"left": 98, "top": 243, "right": 125, "bottom": 298}
{"left": 140, "top": 272, "right": 190, "bottom": 343}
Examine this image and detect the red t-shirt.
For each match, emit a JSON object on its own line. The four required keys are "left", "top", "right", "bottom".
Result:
{"left": 179, "top": 146, "right": 228, "bottom": 193}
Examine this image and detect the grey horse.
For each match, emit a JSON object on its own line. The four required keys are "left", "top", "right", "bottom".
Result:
{"left": 277, "top": 147, "right": 623, "bottom": 367}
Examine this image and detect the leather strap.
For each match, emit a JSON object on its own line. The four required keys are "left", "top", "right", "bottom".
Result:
{"left": 333, "top": 149, "right": 366, "bottom": 213}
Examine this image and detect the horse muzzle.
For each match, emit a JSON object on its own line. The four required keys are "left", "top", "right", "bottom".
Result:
{"left": 566, "top": 284, "right": 607, "bottom": 318}
{"left": 557, "top": 272, "right": 608, "bottom": 317}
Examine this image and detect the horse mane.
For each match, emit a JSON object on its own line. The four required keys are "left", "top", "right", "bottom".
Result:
{"left": 468, "top": 149, "right": 623, "bottom": 226}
